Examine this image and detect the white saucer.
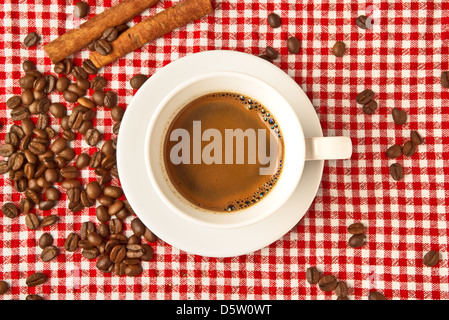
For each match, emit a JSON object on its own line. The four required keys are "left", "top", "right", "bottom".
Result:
{"left": 117, "top": 50, "right": 324, "bottom": 257}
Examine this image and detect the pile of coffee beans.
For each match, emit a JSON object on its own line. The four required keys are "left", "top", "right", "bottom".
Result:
{"left": 356, "top": 89, "right": 377, "bottom": 115}
{"left": 86, "top": 24, "right": 129, "bottom": 56}
{"left": 306, "top": 266, "right": 387, "bottom": 300}
{"left": 347, "top": 222, "right": 367, "bottom": 248}
{"left": 259, "top": 13, "right": 301, "bottom": 62}
{"left": 306, "top": 267, "right": 350, "bottom": 300}
{"left": 1, "top": 49, "right": 157, "bottom": 296}
{"left": 73, "top": 1, "right": 90, "bottom": 19}
{"left": 386, "top": 116, "right": 425, "bottom": 181}
{"left": 423, "top": 250, "right": 440, "bottom": 267}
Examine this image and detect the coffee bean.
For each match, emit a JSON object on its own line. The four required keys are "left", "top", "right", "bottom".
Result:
{"left": 44, "top": 187, "right": 60, "bottom": 202}
{"left": 71, "top": 66, "right": 88, "bottom": 80}
{"left": 362, "top": 100, "right": 377, "bottom": 115}
{"left": 348, "top": 233, "right": 366, "bottom": 248}
{"left": 64, "top": 232, "right": 79, "bottom": 252}
{"left": 92, "top": 90, "right": 105, "bottom": 106}
{"left": 125, "top": 263, "right": 143, "bottom": 277}
{"left": 25, "top": 188, "right": 41, "bottom": 205}
{"left": 48, "top": 103, "right": 66, "bottom": 119}
{"left": 355, "top": 89, "right": 374, "bottom": 104}
{"left": 38, "top": 233, "right": 54, "bottom": 249}
{"left": 332, "top": 41, "right": 346, "bottom": 57}
{"left": 116, "top": 23, "right": 129, "bottom": 34}
{"left": 441, "top": 71, "right": 449, "bottom": 88}
{"left": 39, "top": 201, "right": 56, "bottom": 212}
{"left": 11, "top": 106, "right": 30, "bottom": 121}
{"left": 44, "top": 75, "right": 57, "bottom": 94}
{"left": 259, "top": 54, "right": 271, "bottom": 62}
{"left": 28, "top": 141, "right": 46, "bottom": 155}
{"left": 63, "top": 90, "right": 79, "bottom": 103}
{"left": 318, "top": 274, "right": 337, "bottom": 292}
{"left": 82, "top": 59, "right": 98, "bottom": 74}
{"left": 287, "top": 36, "right": 301, "bottom": 54}
{"left": 95, "top": 38, "right": 112, "bottom": 55}
{"left": 40, "top": 245, "right": 59, "bottom": 262}
{"left": 130, "top": 218, "right": 146, "bottom": 237}
{"left": 103, "top": 185, "right": 123, "bottom": 198}
{"left": 73, "top": 1, "right": 89, "bottom": 18}
{"left": 25, "top": 213, "right": 40, "bottom": 230}
{"left": 110, "top": 245, "right": 127, "bottom": 263}
{"left": 19, "top": 75, "right": 36, "bottom": 89}
{"left": 368, "top": 291, "right": 386, "bottom": 300}
{"left": 126, "top": 244, "right": 145, "bottom": 258}
{"left": 87, "top": 231, "right": 103, "bottom": 247}
{"left": 410, "top": 131, "right": 424, "bottom": 146}
{"left": 94, "top": 205, "right": 108, "bottom": 223}
{"left": 104, "top": 91, "right": 117, "bottom": 108}
{"left": 56, "top": 77, "right": 70, "bottom": 92}
{"left": 423, "top": 250, "right": 440, "bottom": 267}
{"left": 22, "top": 60, "right": 36, "bottom": 72}
{"left": 40, "top": 214, "right": 59, "bottom": 227}
{"left": 386, "top": 144, "right": 402, "bottom": 159}
{"left": 108, "top": 201, "right": 124, "bottom": 216}
{"left": 267, "top": 13, "right": 281, "bottom": 28}
{"left": 402, "top": 140, "right": 415, "bottom": 157}
{"left": 82, "top": 247, "right": 99, "bottom": 260}
{"left": 144, "top": 228, "right": 158, "bottom": 243}
{"left": 389, "top": 163, "right": 404, "bottom": 181}
{"left": 89, "top": 151, "right": 103, "bottom": 169}
{"left": 61, "top": 178, "right": 81, "bottom": 189}
{"left": 347, "top": 222, "right": 366, "bottom": 235}
{"left": 96, "top": 255, "right": 113, "bottom": 272}
{"left": 75, "top": 78, "right": 90, "bottom": 91}
{"left": 58, "top": 147, "right": 76, "bottom": 161}
{"left": 53, "top": 62, "right": 66, "bottom": 74}
{"left": 6, "top": 96, "right": 22, "bottom": 109}
{"left": 74, "top": 153, "right": 90, "bottom": 169}
{"left": 85, "top": 128, "right": 102, "bottom": 146}
{"left": 26, "top": 272, "right": 47, "bottom": 287}
{"left": 89, "top": 77, "right": 106, "bottom": 92}
{"left": 111, "top": 106, "right": 124, "bottom": 121}
{"left": 130, "top": 74, "right": 148, "bottom": 89}
{"left": 70, "top": 84, "right": 88, "bottom": 98}
{"left": 19, "top": 198, "right": 33, "bottom": 214}
{"left": 78, "top": 97, "right": 95, "bottom": 109}
{"left": 306, "top": 267, "right": 320, "bottom": 284}
{"left": 0, "top": 280, "right": 9, "bottom": 295}
{"left": 50, "top": 137, "right": 67, "bottom": 154}
{"left": 335, "top": 281, "right": 348, "bottom": 298}
{"left": 356, "top": 15, "right": 368, "bottom": 29}
{"left": 2, "top": 202, "right": 18, "bottom": 219}
{"left": 102, "top": 27, "right": 119, "bottom": 42}
{"left": 109, "top": 218, "right": 123, "bottom": 234}
{"left": 265, "top": 46, "right": 278, "bottom": 60}
{"left": 112, "top": 121, "right": 121, "bottom": 135}
{"left": 0, "top": 160, "right": 10, "bottom": 175}
{"left": 68, "top": 110, "right": 84, "bottom": 130}
{"left": 33, "top": 77, "right": 47, "bottom": 92}
{"left": 21, "top": 89, "right": 34, "bottom": 106}
{"left": 140, "top": 244, "right": 154, "bottom": 261}
{"left": 392, "top": 107, "right": 407, "bottom": 125}
{"left": 0, "top": 144, "right": 15, "bottom": 157}
{"left": 23, "top": 32, "right": 40, "bottom": 47}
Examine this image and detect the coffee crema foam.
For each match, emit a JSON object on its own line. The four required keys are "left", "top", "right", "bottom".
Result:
{"left": 163, "top": 92, "right": 284, "bottom": 212}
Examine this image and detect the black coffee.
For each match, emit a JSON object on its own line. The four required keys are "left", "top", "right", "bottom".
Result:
{"left": 163, "top": 92, "right": 284, "bottom": 212}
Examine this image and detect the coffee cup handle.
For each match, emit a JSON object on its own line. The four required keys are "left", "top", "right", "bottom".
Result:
{"left": 305, "top": 137, "right": 352, "bottom": 161}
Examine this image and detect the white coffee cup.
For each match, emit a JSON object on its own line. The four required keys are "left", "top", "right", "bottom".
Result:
{"left": 144, "top": 71, "right": 352, "bottom": 229}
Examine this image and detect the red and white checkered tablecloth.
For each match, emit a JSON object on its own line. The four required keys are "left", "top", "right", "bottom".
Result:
{"left": 0, "top": 0, "right": 448, "bottom": 300}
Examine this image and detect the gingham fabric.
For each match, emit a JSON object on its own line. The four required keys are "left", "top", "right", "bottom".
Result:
{"left": 0, "top": 0, "right": 448, "bottom": 300}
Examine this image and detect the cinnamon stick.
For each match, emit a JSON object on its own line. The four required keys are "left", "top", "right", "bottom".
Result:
{"left": 44, "top": 0, "right": 160, "bottom": 63}
{"left": 89, "top": 0, "right": 214, "bottom": 68}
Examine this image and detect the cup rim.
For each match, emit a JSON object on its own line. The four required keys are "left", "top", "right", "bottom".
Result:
{"left": 144, "top": 71, "right": 305, "bottom": 229}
